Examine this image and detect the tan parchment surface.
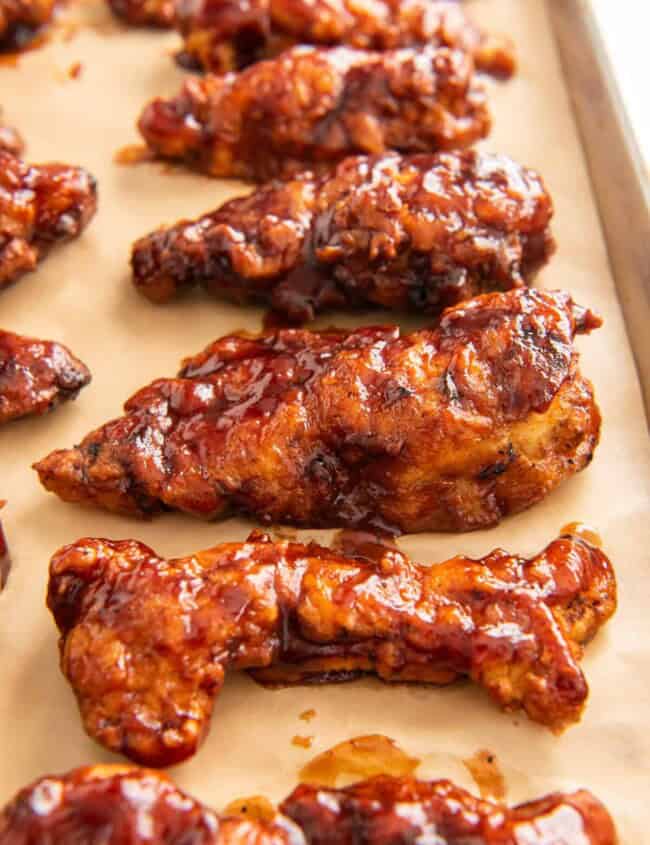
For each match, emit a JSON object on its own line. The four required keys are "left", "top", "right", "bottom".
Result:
{"left": 0, "top": 1, "right": 649, "bottom": 840}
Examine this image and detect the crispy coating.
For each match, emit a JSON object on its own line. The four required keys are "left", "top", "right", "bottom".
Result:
{"left": 0, "top": 765, "right": 304, "bottom": 845}
{"left": 107, "top": 0, "right": 175, "bottom": 27}
{"left": 132, "top": 151, "right": 555, "bottom": 320}
{"left": 47, "top": 528, "right": 616, "bottom": 765}
{"left": 138, "top": 45, "right": 491, "bottom": 182}
{"left": 0, "top": 0, "right": 55, "bottom": 49}
{"left": 281, "top": 774, "right": 618, "bottom": 845}
{"left": 35, "top": 289, "right": 601, "bottom": 533}
{"left": 0, "top": 151, "right": 97, "bottom": 291}
{"left": 0, "top": 330, "right": 91, "bottom": 425}
{"left": 175, "top": 0, "right": 515, "bottom": 80}
{"left": 0, "top": 767, "right": 617, "bottom": 845}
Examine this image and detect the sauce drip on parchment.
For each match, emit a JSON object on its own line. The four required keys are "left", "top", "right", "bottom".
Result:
{"left": 462, "top": 749, "right": 506, "bottom": 800}
{"left": 223, "top": 796, "right": 276, "bottom": 821}
{"left": 299, "top": 735, "right": 419, "bottom": 787}
{"left": 299, "top": 708, "right": 316, "bottom": 722}
{"left": 560, "top": 522, "right": 602, "bottom": 547}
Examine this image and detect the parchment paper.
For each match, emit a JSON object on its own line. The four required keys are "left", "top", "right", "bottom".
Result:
{"left": 1, "top": 1, "right": 649, "bottom": 840}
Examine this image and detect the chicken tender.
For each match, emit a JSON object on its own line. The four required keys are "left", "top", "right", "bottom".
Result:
{"left": 138, "top": 45, "right": 490, "bottom": 181}
{"left": 35, "top": 289, "right": 600, "bottom": 534}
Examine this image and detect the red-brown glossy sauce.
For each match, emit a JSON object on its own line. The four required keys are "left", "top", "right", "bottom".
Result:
{"left": 292, "top": 735, "right": 314, "bottom": 749}
{"left": 0, "top": 330, "right": 92, "bottom": 424}
{"left": 262, "top": 309, "right": 303, "bottom": 331}
{"left": 223, "top": 795, "right": 276, "bottom": 821}
{"left": 0, "top": 765, "right": 617, "bottom": 845}
{"left": 47, "top": 529, "right": 616, "bottom": 767}
{"left": 561, "top": 522, "right": 603, "bottom": 548}
{"left": 463, "top": 749, "right": 506, "bottom": 800}
{"left": 330, "top": 529, "right": 399, "bottom": 562}
{"left": 299, "top": 735, "right": 420, "bottom": 787}
{"left": 299, "top": 708, "right": 316, "bottom": 722}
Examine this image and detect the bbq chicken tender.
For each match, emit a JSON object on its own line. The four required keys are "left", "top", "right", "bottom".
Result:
{"left": 35, "top": 289, "right": 601, "bottom": 534}
{"left": 47, "top": 529, "right": 615, "bottom": 766}
{"left": 138, "top": 45, "right": 490, "bottom": 181}
{"left": 0, "top": 766, "right": 305, "bottom": 845}
{"left": 0, "top": 330, "right": 91, "bottom": 425}
{"left": 132, "top": 151, "right": 555, "bottom": 320}
{"left": 282, "top": 775, "right": 618, "bottom": 845}
{"left": 107, "top": 0, "right": 175, "bottom": 27}
{"left": 0, "top": 0, "right": 55, "bottom": 49}
{"left": 175, "top": 0, "right": 516, "bottom": 79}
{"left": 0, "top": 767, "right": 618, "bottom": 845}
{"left": 0, "top": 151, "right": 97, "bottom": 291}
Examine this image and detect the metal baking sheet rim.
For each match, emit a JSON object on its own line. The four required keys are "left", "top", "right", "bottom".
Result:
{"left": 548, "top": 0, "right": 650, "bottom": 419}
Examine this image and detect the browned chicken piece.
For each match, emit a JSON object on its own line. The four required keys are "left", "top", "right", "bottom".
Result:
{"left": 0, "top": 765, "right": 305, "bottom": 845}
{"left": 175, "top": 0, "right": 516, "bottom": 80}
{"left": 132, "top": 151, "right": 555, "bottom": 320}
{"left": 0, "top": 0, "right": 56, "bottom": 49}
{"left": 35, "top": 289, "right": 601, "bottom": 533}
{"left": 107, "top": 0, "right": 175, "bottom": 27}
{"left": 0, "top": 329, "right": 91, "bottom": 425}
{"left": 0, "top": 151, "right": 97, "bottom": 291}
{"left": 138, "top": 45, "right": 491, "bottom": 182}
{"left": 0, "top": 767, "right": 618, "bottom": 845}
{"left": 281, "top": 774, "right": 618, "bottom": 845}
{"left": 47, "top": 527, "right": 616, "bottom": 765}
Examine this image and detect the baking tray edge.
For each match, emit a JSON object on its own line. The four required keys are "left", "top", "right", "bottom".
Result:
{"left": 548, "top": 0, "right": 650, "bottom": 420}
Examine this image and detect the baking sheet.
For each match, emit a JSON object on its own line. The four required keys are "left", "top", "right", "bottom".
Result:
{"left": 1, "top": 0, "right": 649, "bottom": 840}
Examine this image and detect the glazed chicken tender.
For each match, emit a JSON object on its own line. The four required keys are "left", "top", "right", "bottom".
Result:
{"left": 0, "top": 0, "right": 56, "bottom": 50}
{"left": 35, "top": 289, "right": 600, "bottom": 534}
{"left": 174, "top": 0, "right": 516, "bottom": 78}
{"left": 0, "top": 767, "right": 617, "bottom": 844}
{"left": 0, "top": 151, "right": 97, "bottom": 292}
{"left": 47, "top": 528, "right": 615, "bottom": 765}
{"left": 0, "top": 330, "right": 90, "bottom": 425}
{"left": 138, "top": 45, "right": 491, "bottom": 181}
{"left": 132, "top": 151, "right": 555, "bottom": 320}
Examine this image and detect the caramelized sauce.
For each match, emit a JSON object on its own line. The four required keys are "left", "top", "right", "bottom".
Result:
{"left": 292, "top": 735, "right": 314, "bottom": 749}
{"left": 331, "top": 529, "right": 399, "bottom": 563}
{"left": 463, "top": 750, "right": 506, "bottom": 801}
{"left": 299, "top": 708, "right": 316, "bottom": 722}
{"left": 0, "top": 501, "right": 9, "bottom": 591}
{"left": 560, "top": 522, "right": 602, "bottom": 547}
{"left": 223, "top": 796, "right": 276, "bottom": 822}
{"left": 299, "top": 735, "right": 419, "bottom": 787}
{"left": 262, "top": 309, "right": 303, "bottom": 330}
{"left": 114, "top": 144, "right": 156, "bottom": 165}
{"left": 250, "top": 660, "right": 364, "bottom": 687}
